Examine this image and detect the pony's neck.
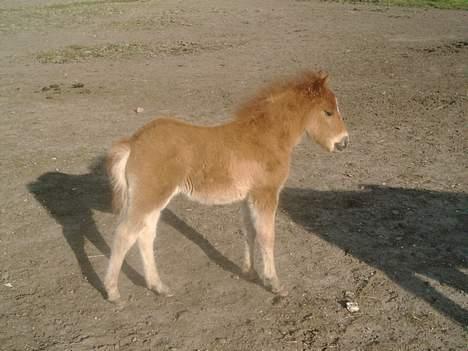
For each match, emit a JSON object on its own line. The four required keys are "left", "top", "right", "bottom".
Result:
{"left": 235, "top": 95, "right": 309, "bottom": 153}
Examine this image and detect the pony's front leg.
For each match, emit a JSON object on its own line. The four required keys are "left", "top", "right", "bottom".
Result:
{"left": 248, "top": 189, "right": 288, "bottom": 296}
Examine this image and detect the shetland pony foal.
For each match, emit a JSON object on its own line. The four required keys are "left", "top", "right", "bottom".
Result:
{"left": 104, "top": 71, "right": 349, "bottom": 302}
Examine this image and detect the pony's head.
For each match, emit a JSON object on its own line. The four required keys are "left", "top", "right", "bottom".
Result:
{"left": 299, "top": 71, "right": 349, "bottom": 152}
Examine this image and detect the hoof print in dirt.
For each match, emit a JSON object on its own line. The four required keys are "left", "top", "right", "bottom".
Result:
{"left": 271, "top": 294, "right": 287, "bottom": 306}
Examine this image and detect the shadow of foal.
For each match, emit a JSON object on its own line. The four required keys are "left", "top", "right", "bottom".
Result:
{"left": 281, "top": 185, "right": 467, "bottom": 325}
{"left": 28, "top": 160, "right": 467, "bottom": 324}
{"left": 27, "top": 158, "right": 248, "bottom": 299}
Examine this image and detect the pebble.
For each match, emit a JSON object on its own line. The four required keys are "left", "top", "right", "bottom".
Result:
{"left": 346, "top": 301, "right": 360, "bottom": 313}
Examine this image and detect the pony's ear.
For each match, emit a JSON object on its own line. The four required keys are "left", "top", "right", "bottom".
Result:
{"left": 300, "top": 70, "right": 328, "bottom": 95}
{"left": 317, "top": 70, "right": 329, "bottom": 85}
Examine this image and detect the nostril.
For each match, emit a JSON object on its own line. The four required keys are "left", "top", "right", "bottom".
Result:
{"left": 334, "top": 136, "right": 349, "bottom": 151}
{"left": 343, "top": 136, "right": 349, "bottom": 148}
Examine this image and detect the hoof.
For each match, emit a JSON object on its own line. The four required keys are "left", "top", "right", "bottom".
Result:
{"left": 272, "top": 286, "right": 289, "bottom": 297}
{"left": 151, "top": 284, "right": 174, "bottom": 297}
{"left": 106, "top": 289, "right": 121, "bottom": 303}
{"left": 264, "top": 278, "right": 288, "bottom": 297}
{"left": 242, "top": 268, "right": 258, "bottom": 281}
{"left": 109, "top": 299, "right": 126, "bottom": 310}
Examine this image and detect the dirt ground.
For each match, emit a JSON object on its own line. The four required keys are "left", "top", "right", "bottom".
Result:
{"left": 0, "top": 0, "right": 467, "bottom": 350}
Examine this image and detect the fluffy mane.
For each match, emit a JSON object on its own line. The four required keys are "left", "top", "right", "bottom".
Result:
{"left": 234, "top": 71, "right": 328, "bottom": 122}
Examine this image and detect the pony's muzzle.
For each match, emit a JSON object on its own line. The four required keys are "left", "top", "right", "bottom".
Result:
{"left": 334, "top": 135, "right": 349, "bottom": 151}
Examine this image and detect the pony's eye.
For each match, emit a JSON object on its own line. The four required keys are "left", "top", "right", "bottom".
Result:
{"left": 325, "top": 111, "right": 333, "bottom": 117}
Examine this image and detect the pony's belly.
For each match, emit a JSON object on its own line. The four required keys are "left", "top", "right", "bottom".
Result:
{"left": 181, "top": 160, "right": 258, "bottom": 205}
{"left": 183, "top": 184, "right": 249, "bottom": 205}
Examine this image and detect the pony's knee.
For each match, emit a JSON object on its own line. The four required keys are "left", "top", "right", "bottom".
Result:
{"left": 256, "top": 230, "right": 274, "bottom": 250}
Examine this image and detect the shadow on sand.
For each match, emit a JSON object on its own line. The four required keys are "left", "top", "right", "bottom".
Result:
{"left": 281, "top": 185, "right": 467, "bottom": 325}
{"left": 28, "top": 158, "right": 467, "bottom": 324}
{"left": 27, "top": 158, "right": 246, "bottom": 299}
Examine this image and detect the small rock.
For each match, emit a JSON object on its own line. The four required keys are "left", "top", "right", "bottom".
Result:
{"left": 4, "top": 283, "right": 13, "bottom": 288}
{"left": 345, "top": 301, "right": 360, "bottom": 313}
{"left": 135, "top": 107, "right": 144, "bottom": 113}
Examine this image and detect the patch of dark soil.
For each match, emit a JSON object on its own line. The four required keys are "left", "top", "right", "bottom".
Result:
{"left": 412, "top": 40, "right": 468, "bottom": 56}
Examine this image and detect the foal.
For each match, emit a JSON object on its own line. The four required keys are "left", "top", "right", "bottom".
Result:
{"left": 104, "top": 71, "right": 349, "bottom": 302}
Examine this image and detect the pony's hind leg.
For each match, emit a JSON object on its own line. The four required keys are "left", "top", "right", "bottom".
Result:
{"left": 241, "top": 201, "right": 257, "bottom": 280}
{"left": 104, "top": 214, "right": 144, "bottom": 302}
{"left": 137, "top": 209, "right": 173, "bottom": 296}
{"left": 104, "top": 184, "right": 177, "bottom": 302}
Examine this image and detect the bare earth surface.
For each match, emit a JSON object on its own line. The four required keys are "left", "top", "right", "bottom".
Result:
{"left": 0, "top": 0, "right": 467, "bottom": 350}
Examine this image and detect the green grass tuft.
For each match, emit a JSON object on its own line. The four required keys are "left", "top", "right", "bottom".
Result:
{"left": 321, "top": 0, "right": 468, "bottom": 10}
{"left": 45, "top": 0, "right": 144, "bottom": 10}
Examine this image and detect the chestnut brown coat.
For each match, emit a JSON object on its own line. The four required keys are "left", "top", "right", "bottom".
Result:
{"left": 104, "top": 71, "right": 349, "bottom": 302}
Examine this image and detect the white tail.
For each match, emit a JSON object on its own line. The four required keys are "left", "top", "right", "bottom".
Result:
{"left": 106, "top": 139, "right": 131, "bottom": 214}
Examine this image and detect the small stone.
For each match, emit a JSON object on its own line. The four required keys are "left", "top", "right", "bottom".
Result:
{"left": 72, "top": 82, "right": 84, "bottom": 88}
{"left": 4, "top": 283, "right": 13, "bottom": 288}
{"left": 135, "top": 107, "right": 144, "bottom": 113}
{"left": 346, "top": 301, "right": 360, "bottom": 313}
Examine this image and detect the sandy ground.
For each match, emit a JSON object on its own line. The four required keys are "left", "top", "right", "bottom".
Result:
{"left": 0, "top": 0, "right": 467, "bottom": 350}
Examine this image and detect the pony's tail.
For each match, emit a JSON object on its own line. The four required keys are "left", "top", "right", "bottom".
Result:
{"left": 106, "top": 139, "right": 131, "bottom": 214}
